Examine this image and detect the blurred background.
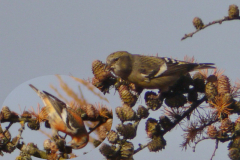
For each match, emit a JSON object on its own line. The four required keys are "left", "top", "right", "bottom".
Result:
{"left": 0, "top": 1, "right": 239, "bottom": 159}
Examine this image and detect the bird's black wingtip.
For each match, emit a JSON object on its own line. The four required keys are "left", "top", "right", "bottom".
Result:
{"left": 197, "top": 63, "right": 216, "bottom": 70}
{"left": 43, "top": 90, "right": 62, "bottom": 102}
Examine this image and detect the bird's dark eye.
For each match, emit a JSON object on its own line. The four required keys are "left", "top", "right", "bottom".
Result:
{"left": 113, "top": 57, "right": 119, "bottom": 62}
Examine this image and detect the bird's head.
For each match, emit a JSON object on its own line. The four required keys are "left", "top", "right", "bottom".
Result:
{"left": 105, "top": 51, "right": 132, "bottom": 78}
{"left": 70, "top": 134, "right": 89, "bottom": 149}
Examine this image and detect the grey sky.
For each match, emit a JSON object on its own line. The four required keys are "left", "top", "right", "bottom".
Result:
{"left": 0, "top": 1, "right": 240, "bottom": 160}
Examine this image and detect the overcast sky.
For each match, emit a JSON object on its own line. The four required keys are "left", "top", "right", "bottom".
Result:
{"left": 0, "top": 1, "right": 240, "bottom": 160}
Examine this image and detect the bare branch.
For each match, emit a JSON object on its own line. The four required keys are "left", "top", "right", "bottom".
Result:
{"left": 181, "top": 16, "right": 240, "bottom": 40}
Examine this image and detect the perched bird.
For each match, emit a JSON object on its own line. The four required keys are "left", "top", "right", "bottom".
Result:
{"left": 29, "top": 84, "right": 89, "bottom": 149}
{"left": 105, "top": 51, "right": 215, "bottom": 92}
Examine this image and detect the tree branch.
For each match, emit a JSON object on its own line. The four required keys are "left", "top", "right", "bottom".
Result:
{"left": 181, "top": 16, "right": 240, "bottom": 40}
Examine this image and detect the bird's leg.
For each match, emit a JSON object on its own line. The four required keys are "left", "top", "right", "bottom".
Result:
{"left": 57, "top": 133, "right": 67, "bottom": 140}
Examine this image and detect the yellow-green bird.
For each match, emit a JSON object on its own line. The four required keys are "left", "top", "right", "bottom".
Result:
{"left": 105, "top": 51, "right": 215, "bottom": 92}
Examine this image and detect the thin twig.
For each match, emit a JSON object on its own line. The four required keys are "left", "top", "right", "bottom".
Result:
{"left": 181, "top": 113, "right": 218, "bottom": 150}
{"left": 3, "top": 122, "right": 13, "bottom": 134}
{"left": 134, "top": 97, "right": 206, "bottom": 155}
{"left": 210, "top": 140, "right": 219, "bottom": 160}
{"left": 134, "top": 143, "right": 148, "bottom": 154}
{"left": 17, "top": 143, "right": 48, "bottom": 159}
{"left": 1, "top": 117, "right": 34, "bottom": 123}
{"left": 88, "top": 121, "right": 103, "bottom": 134}
{"left": 192, "top": 136, "right": 211, "bottom": 152}
{"left": 163, "top": 96, "right": 206, "bottom": 135}
{"left": 14, "top": 122, "right": 25, "bottom": 147}
{"left": 181, "top": 16, "right": 240, "bottom": 40}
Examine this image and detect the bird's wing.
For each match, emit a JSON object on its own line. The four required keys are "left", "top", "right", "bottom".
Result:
{"left": 66, "top": 108, "right": 86, "bottom": 133}
{"left": 42, "top": 91, "right": 85, "bottom": 133}
{"left": 160, "top": 59, "right": 215, "bottom": 76}
{"left": 42, "top": 91, "right": 76, "bottom": 132}
{"left": 29, "top": 84, "right": 83, "bottom": 133}
{"left": 136, "top": 55, "right": 167, "bottom": 79}
{"left": 42, "top": 91, "right": 67, "bottom": 117}
{"left": 135, "top": 56, "right": 214, "bottom": 79}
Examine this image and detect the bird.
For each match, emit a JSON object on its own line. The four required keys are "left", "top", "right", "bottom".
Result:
{"left": 29, "top": 84, "right": 89, "bottom": 149}
{"left": 105, "top": 51, "right": 215, "bottom": 92}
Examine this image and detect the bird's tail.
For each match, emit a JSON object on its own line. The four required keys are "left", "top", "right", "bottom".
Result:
{"left": 29, "top": 84, "right": 46, "bottom": 99}
{"left": 195, "top": 63, "right": 215, "bottom": 70}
